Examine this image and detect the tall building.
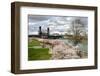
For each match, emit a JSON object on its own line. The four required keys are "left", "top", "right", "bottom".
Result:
{"left": 38, "top": 26, "right": 50, "bottom": 38}
{"left": 47, "top": 27, "right": 50, "bottom": 37}
{"left": 39, "top": 26, "right": 42, "bottom": 37}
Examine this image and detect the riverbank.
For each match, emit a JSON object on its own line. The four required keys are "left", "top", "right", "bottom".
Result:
{"left": 28, "top": 37, "right": 87, "bottom": 60}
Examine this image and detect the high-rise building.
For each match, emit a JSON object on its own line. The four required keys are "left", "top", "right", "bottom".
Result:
{"left": 39, "top": 26, "right": 42, "bottom": 37}
{"left": 47, "top": 27, "right": 50, "bottom": 37}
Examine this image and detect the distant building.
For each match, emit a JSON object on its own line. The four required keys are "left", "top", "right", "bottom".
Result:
{"left": 29, "top": 26, "right": 63, "bottom": 39}
{"left": 38, "top": 26, "right": 49, "bottom": 38}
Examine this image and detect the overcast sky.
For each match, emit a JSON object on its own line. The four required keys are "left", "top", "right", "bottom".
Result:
{"left": 28, "top": 15, "right": 88, "bottom": 35}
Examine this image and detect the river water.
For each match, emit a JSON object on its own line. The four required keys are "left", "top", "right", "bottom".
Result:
{"left": 60, "top": 39, "right": 88, "bottom": 52}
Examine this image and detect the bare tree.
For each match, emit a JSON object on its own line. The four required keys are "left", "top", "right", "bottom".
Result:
{"left": 68, "top": 18, "right": 87, "bottom": 45}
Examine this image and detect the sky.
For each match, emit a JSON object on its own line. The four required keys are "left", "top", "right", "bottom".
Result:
{"left": 28, "top": 15, "right": 88, "bottom": 35}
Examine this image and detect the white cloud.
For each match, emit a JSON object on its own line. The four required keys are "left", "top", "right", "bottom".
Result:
{"left": 28, "top": 16, "right": 87, "bottom": 35}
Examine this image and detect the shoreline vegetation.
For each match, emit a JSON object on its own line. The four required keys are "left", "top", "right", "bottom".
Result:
{"left": 28, "top": 16, "right": 88, "bottom": 60}
{"left": 28, "top": 37, "right": 87, "bottom": 60}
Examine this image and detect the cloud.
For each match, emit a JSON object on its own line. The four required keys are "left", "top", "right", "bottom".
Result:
{"left": 28, "top": 15, "right": 51, "bottom": 23}
{"left": 28, "top": 15, "right": 88, "bottom": 35}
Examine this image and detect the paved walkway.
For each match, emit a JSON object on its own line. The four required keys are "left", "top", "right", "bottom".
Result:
{"left": 32, "top": 38, "right": 87, "bottom": 59}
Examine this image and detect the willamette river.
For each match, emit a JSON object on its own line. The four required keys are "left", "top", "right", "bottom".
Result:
{"left": 60, "top": 39, "right": 88, "bottom": 52}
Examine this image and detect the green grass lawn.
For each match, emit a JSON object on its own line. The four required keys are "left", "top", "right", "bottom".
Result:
{"left": 28, "top": 38, "right": 41, "bottom": 47}
{"left": 28, "top": 48, "right": 51, "bottom": 60}
{"left": 28, "top": 38, "right": 51, "bottom": 60}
